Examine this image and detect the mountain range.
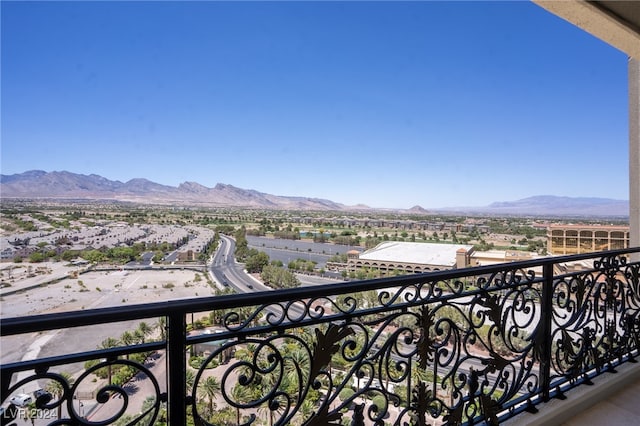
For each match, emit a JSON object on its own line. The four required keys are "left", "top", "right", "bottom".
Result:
{"left": 0, "top": 170, "right": 347, "bottom": 210}
{"left": 0, "top": 170, "right": 630, "bottom": 217}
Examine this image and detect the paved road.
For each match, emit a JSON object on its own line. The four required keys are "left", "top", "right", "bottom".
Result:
{"left": 210, "top": 235, "right": 344, "bottom": 321}
{"left": 211, "top": 235, "right": 303, "bottom": 316}
{"left": 209, "top": 235, "right": 264, "bottom": 292}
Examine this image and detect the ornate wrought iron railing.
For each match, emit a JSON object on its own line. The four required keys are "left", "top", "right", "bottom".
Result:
{"left": 2, "top": 248, "right": 640, "bottom": 425}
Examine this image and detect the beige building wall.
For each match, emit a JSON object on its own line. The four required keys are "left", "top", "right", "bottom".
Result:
{"left": 547, "top": 224, "right": 630, "bottom": 255}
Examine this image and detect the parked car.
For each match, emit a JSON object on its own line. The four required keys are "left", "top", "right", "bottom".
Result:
{"left": 33, "top": 389, "right": 51, "bottom": 402}
{"left": 9, "top": 394, "right": 32, "bottom": 407}
{"left": 33, "top": 389, "right": 47, "bottom": 398}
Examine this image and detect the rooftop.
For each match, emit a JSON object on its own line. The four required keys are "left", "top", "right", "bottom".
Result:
{"left": 358, "top": 241, "right": 473, "bottom": 266}
{"left": 548, "top": 224, "right": 630, "bottom": 230}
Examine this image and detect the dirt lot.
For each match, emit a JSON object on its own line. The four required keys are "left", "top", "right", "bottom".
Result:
{"left": 0, "top": 263, "right": 218, "bottom": 365}
{"left": 1, "top": 264, "right": 215, "bottom": 317}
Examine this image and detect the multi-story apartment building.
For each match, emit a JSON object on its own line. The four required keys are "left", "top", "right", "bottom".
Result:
{"left": 547, "top": 224, "right": 630, "bottom": 255}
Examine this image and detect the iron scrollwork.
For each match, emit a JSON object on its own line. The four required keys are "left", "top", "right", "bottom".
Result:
{"left": 550, "top": 254, "right": 640, "bottom": 388}
{"left": 1, "top": 358, "right": 162, "bottom": 426}
{"left": 3, "top": 249, "right": 640, "bottom": 425}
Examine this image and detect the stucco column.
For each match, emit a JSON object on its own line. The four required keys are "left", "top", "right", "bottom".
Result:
{"left": 630, "top": 57, "right": 640, "bottom": 252}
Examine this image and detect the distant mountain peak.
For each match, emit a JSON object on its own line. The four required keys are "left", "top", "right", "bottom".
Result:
{"left": 213, "top": 183, "right": 233, "bottom": 190}
{"left": 126, "top": 177, "right": 152, "bottom": 183}
{"left": 407, "top": 205, "right": 428, "bottom": 213}
{"left": 178, "top": 181, "right": 209, "bottom": 193}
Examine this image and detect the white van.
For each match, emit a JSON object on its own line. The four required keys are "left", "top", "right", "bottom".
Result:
{"left": 9, "top": 393, "right": 32, "bottom": 407}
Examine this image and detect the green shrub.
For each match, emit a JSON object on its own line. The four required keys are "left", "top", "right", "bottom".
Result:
{"left": 189, "top": 356, "right": 203, "bottom": 369}
{"left": 339, "top": 387, "right": 354, "bottom": 402}
{"left": 371, "top": 395, "right": 387, "bottom": 412}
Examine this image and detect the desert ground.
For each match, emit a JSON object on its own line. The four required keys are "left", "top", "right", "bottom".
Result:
{"left": 1, "top": 262, "right": 216, "bottom": 364}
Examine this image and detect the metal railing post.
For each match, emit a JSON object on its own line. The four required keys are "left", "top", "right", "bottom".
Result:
{"left": 540, "top": 262, "right": 554, "bottom": 401}
{"left": 167, "top": 311, "right": 187, "bottom": 424}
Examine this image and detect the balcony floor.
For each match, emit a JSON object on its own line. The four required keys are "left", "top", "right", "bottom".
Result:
{"left": 561, "top": 377, "right": 640, "bottom": 426}
{"left": 505, "top": 360, "right": 640, "bottom": 426}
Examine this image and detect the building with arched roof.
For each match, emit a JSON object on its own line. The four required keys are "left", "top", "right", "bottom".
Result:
{"left": 347, "top": 241, "right": 475, "bottom": 276}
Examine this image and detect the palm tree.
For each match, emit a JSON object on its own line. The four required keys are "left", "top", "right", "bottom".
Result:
{"left": 287, "top": 348, "right": 310, "bottom": 375}
{"left": 120, "top": 331, "right": 135, "bottom": 360}
{"left": 133, "top": 329, "right": 145, "bottom": 345}
{"left": 234, "top": 343, "right": 257, "bottom": 363}
{"left": 24, "top": 401, "right": 37, "bottom": 426}
{"left": 156, "top": 316, "right": 167, "bottom": 341}
{"left": 231, "top": 382, "right": 253, "bottom": 425}
{"left": 298, "top": 326, "right": 316, "bottom": 347}
{"left": 99, "top": 338, "right": 119, "bottom": 385}
{"left": 185, "top": 369, "right": 195, "bottom": 395}
{"left": 137, "top": 321, "right": 153, "bottom": 343}
{"left": 260, "top": 372, "right": 297, "bottom": 426}
{"left": 258, "top": 403, "right": 276, "bottom": 426}
{"left": 120, "top": 330, "right": 135, "bottom": 346}
{"left": 99, "top": 337, "right": 120, "bottom": 349}
{"left": 45, "top": 372, "right": 74, "bottom": 419}
{"left": 295, "top": 399, "right": 316, "bottom": 426}
{"left": 206, "top": 406, "right": 235, "bottom": 425}
{"left": 198, "top": 376, "right": 221, "bottom": 416}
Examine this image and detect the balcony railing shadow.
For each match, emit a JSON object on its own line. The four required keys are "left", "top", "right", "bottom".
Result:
{"left": 2, "top": 248, "right": 640, "bottom": 425}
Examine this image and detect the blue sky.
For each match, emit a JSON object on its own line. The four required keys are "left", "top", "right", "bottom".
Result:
{"left": 1, "top": 1, "right": 630, "bottom": 209}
